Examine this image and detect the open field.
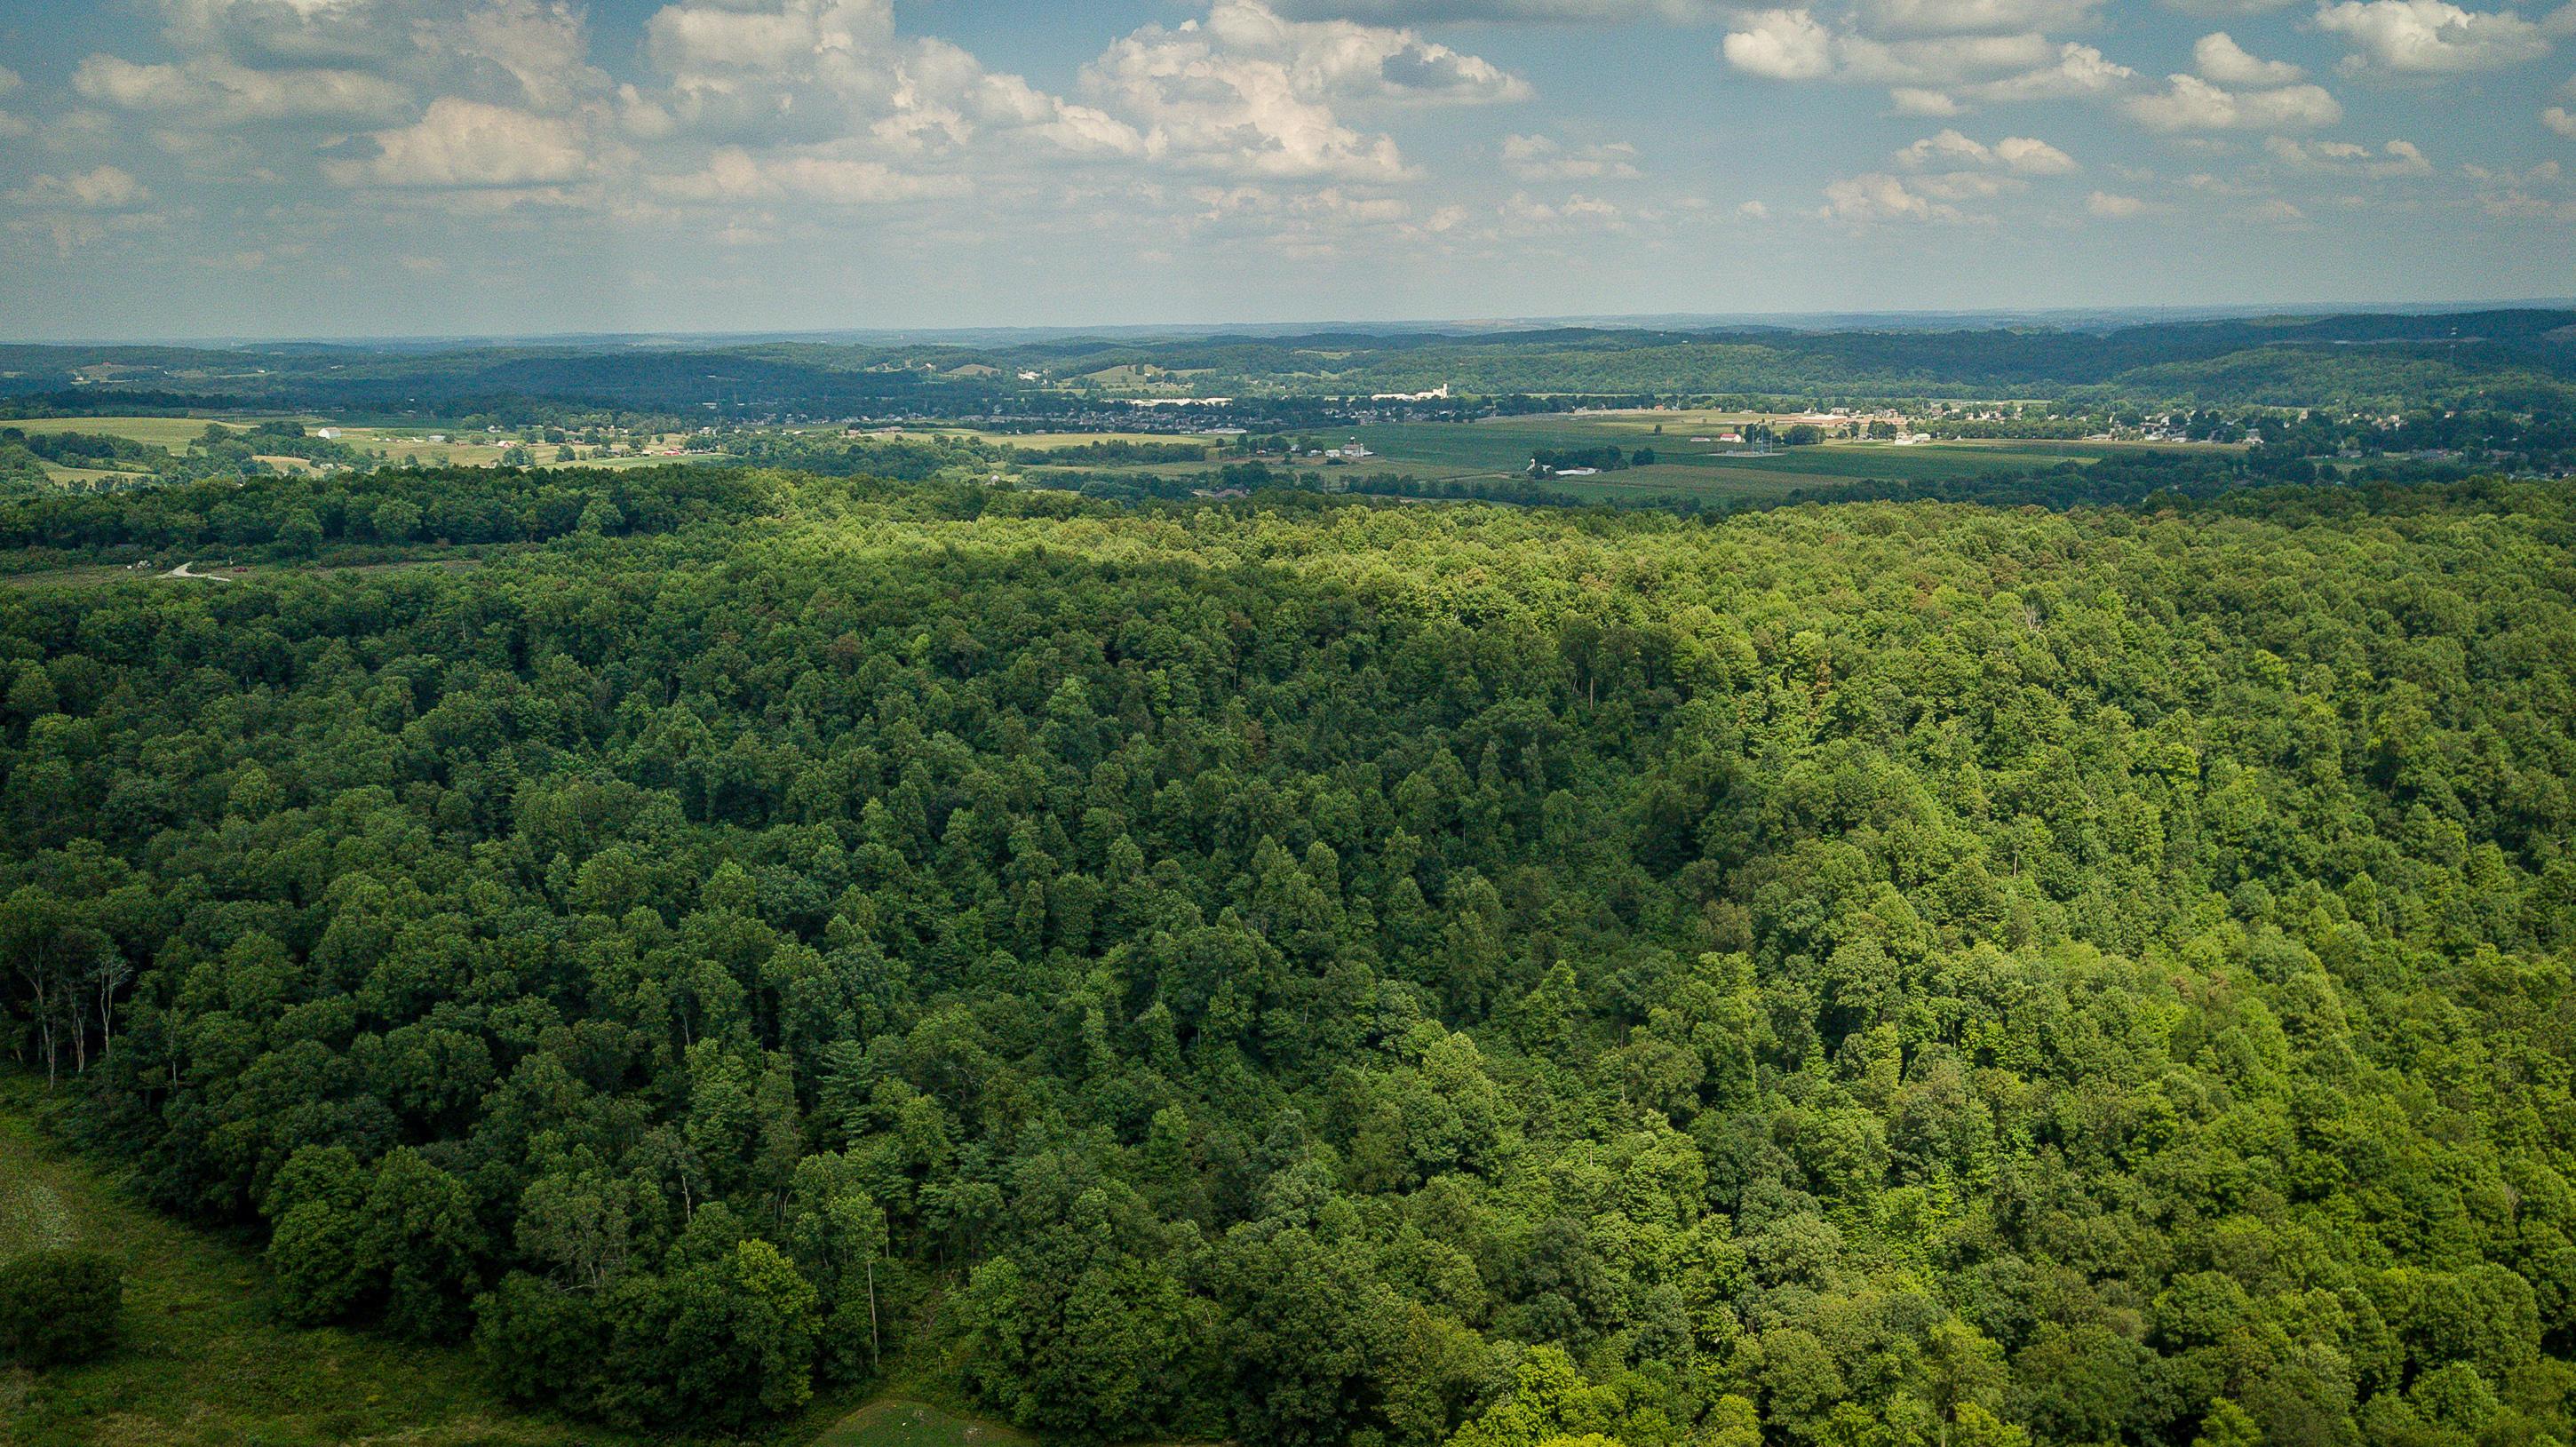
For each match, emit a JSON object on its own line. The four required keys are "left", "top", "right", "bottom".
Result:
{"left": 38, "top": 464, "right": 146, "bottom": 486}
{"left": 811, "top": 1399, "right": 1035, "bottom": 1447}
{"left": 996, "top": 414, "right": 2198, "bottom": 504}
{"left": 5, "top": 556, "right": 483, "bottom": 590}
{"left": 4, "top": 416, "right": 245, "bottom": 448}
{"left": 0, "top": 1073, "right": 621, "bottom": 1447}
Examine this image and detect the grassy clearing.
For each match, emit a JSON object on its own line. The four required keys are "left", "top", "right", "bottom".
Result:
{"left": 37, "top": 464, "right": 147, "bottom": 487}
{"left": 4, "top": 417, "right": 243, "bottom": 449}
{"left": 0, "top": 566, "right": 143, "bottom": 592}
{"left": 809, "top": 1399, "right": 1036, "bottom": 1447}
{"left": 0, "top": 1074, "right": 624, "bottom": 1447}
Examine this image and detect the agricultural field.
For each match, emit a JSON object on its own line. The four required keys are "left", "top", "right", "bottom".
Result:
{"left": 4, "top": 416, "right": 244, "bottom": 449}
{"left": 1309, "top": 418, "right": 2146, "bottom": 501}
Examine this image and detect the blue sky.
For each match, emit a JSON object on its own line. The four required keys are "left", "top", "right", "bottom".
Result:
{"left": 0, "top": 0, "right": 2572, "bottom": 339}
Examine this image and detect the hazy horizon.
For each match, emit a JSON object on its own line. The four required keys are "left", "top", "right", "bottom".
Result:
{"left": 11, "top": 295, "right": 2576, "bottom": 352}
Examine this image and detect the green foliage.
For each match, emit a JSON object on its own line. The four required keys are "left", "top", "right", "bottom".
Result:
{"left": 4, "top": 473, "right": 2576, "bottom": 1446}
{"left": 0, "top": 1246, "right": 122, "bottom": 1366}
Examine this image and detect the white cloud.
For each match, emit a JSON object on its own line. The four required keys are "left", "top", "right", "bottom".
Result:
{"left": 2087, "top": 188, "right": 2151, "bottom": 214}
{"left": 323, "top": 97, "right": 595, "bottom": 187}
{"left": 1269, "top": 0, "right": 1731, "bottom": 19}
{"left": 1501, "top": 133, "right": 1643, "bottom": 178}
{"left": 8, "top": 165, "right": 153, "bottom": 209}
{"left": 1959, "top": 42, "right": 2133, "bottom": 99}
{"left": 1722, "top": 9, "right": 1837, "bottom": 78}
{"left": 1498, "top": 189, "right": 1622, "bottom": 224}
{"left": 640, "top": 0, "right": 1142, "bottom": 156}
{"left": 1996, "top": 133, "right": 2082, "bottom": 171}
{"left": 2164, "top": 0, "right": 2304, "bottom": 12}
{"left": 1819, "top": 171, "right": 1966, "bottom": 221}
{"left": 1856, "top": 0, "right": 2105, "bottom": 34}
{"left": 2548, "top": 104, "right": 2576, "bottom": 133}
{"left": 2193, "top": 32, "right": 2307, "bottom": 83}
{"left": 1081, "top": 2, "right": 1528, "bottom": 181}
{"left": 652, "top": 145, "right": 969, "bottom": 203}
{"left": 1895, "top": 127, "right": 2079, "bottom": 171}
{"left": 0, "top": 67, "right": 20, "bottom": 97}
{"left": 2314, "top": 1, "right": 2563, "bottom": 75}
{"left": 2127, "top": 73, "right": 2344, "bottom": 129}
{"left": 75, "top": 53, "right": 414, "bottom": 126}
{"left": 1725, "top": 13, "right": 2135, "bottom": 99}
{"left": 2263, "top": 134, "right": 2433, "bottom": 173}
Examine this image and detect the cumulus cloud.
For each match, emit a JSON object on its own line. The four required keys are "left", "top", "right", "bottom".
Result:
{"left": 2314, "top": 1, "right": 2565, "bottom": 75}
{"left": 1082, "top": 2, "right": 1527, "bottom": 181}
{"left": 2192, "top": 32, "right": 2306, "bottom": 83}
{"left": 2127, "top": 73, "right": 2343, "bottom": 129}
{"left": 1501, "top": 133, "right": 1642, "bottom": 178}
{"left": 2548, "top": 104, "right": 2576, "bottom": 133}
{"left": 2263, "top": 134, "right": 2433, "bottom": 173}
{"left": 323, "top": 96, "right": 596, "bottom": 187}
{"left": 1856, "top": 0, "right": 2105, "bottom": 34}
{"left": 1722, "top": 11, "right": 2133, "bottom": 99}
{"left": 651, "top": 146, "right": 970, "bottom": 203}
{"left": 9, "top": 166, "right": 153, "bottom": 209}
{"left": 1269, "top": 0, "right": 1731, "bottom": 19}
{"left": 2162, "top": 0, "right": 2304, "bottom": 13}
{"left": 1498, "top": 190, "right": 1623, "bottom": 224}
{"left": 1895, "top": 127, "right": 2079, "bottom": 171}
{"left": 1722, "top": 9, "right": 1838, "bottom": 77}
{"left": 1954, "top": 42, "right": 2132, "bottom": 99}
{"left": 75, "top": 53, "right": 414, "bottom": 125}
{"left": 1819, "top": 171, "right": 1967, "bottom": 221}
{"left": 2086, "top": 188, "right": 2151, "bottom": 214}
{"left": 640, "top": 0, "right": 1142, "bottom": 155}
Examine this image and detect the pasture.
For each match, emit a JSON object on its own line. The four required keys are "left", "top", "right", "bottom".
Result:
{"left": 6, "top": 416, "right": 242, "bottom": 449}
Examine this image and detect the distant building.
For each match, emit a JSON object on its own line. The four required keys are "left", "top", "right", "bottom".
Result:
{"left": 315, "top": 427, "right": 341, "bottom": 440}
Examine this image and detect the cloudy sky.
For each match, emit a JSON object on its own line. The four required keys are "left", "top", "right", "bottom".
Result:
{"left": 0, "top": 0, "right": 2572, "bottom": 338}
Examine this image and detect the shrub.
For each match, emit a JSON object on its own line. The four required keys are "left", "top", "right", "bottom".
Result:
{"left": 0, "top": 1247, "right": 123, "bottom": 1366}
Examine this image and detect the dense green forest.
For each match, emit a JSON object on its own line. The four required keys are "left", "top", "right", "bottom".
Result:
{"left": 4, "top": 467, "right": 2576, "bottom": 1447}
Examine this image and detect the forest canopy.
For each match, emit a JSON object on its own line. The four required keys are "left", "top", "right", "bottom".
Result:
{"left": 3, "top": 469, "right": 2574, "bottom": 1447}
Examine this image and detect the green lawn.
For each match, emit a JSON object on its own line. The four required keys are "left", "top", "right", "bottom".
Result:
{"left": 0, "top": 1075, "right": 628, "bottom": 1447}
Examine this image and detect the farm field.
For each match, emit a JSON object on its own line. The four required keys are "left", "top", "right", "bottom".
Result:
{"left": 6, "top": 415, "right": 244, "bottom": 448}
{"left": 1330, "top": 420, "right": 2140, "bottom": 492}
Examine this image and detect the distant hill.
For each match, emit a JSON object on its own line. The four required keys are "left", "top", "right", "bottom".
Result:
{"left": 4, "top": 306, "right": 2572, "bottom": 417}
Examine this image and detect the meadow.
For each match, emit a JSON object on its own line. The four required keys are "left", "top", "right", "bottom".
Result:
{"left": 0, "top": 1075, "right": 623, "bottom": 1447}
